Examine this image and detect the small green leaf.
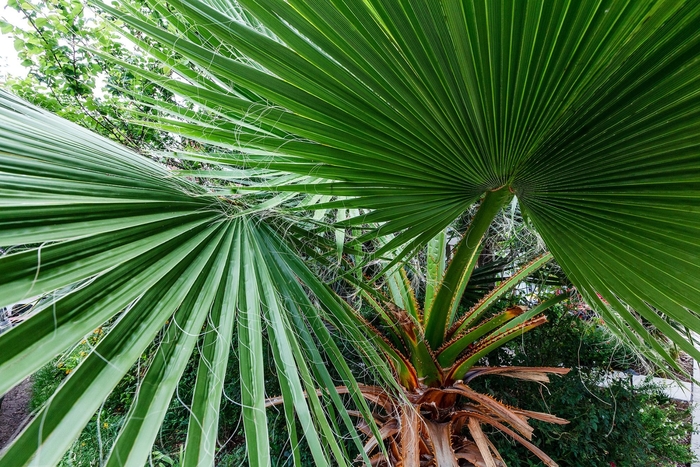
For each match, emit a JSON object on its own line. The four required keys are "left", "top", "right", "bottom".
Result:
{"left": 0, "top": 21, "right": 13, "bottom": 34}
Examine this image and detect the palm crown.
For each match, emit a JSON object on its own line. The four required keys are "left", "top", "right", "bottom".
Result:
{"left": 322, "top": 227, "right": 571, "bottom": 465}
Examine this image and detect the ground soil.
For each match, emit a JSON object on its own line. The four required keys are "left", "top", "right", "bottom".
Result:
{"left": 670, "top": 400, "right": 694, "bottom": 467}
{"left": 0, "top": 378, "right": 32, "bottom": 450}
{"left": 678, "top": 353, "right": 695, "bottom": 382}
{"left": 630, "top": 351, "right": 695, "bottom": 383}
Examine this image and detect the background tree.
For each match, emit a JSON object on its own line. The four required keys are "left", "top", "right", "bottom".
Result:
{"left": 1, "top": 0, "right": 175, "bottom": 150}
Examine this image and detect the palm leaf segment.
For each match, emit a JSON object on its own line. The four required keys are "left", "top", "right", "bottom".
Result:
{"left": 0, "top": 93, "right": 394, "bottom": 467}
{"left": 95, "top": 0, "right": 700, "bottom": 368}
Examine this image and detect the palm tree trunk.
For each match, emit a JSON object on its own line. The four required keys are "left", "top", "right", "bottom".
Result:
{"left": 398, "top": 403, "right": 420, "bottom": 467}
{"left": 422, "top": 419, "right": 460, "bottom": 467}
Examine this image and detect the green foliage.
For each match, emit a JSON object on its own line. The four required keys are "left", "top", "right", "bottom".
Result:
{"left": 488, "top": 304, "right": 640, "bottom": 371}
{"left": 485, "top": 375, "right": 695, "bottom": 467}
{"left": 29, "top": 327, "right": 105, "bottom": 411}
{"left": 473, "top": 305, "right": 695, "bottom": 467}
{"left": 635, "top": 395, "right": 696, "bottom": 467}
{"left": 29, "top": 326, "right": 316, "bottom": 467}
{"left": 1, "top": 0, "right": 176, "bottom": 149}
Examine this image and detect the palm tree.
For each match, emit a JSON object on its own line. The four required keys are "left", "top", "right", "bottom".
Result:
{"left": 1, "top": 0, "right": 700, "bottom": 465}
{"left": 265, "top": 240, "right": 573, "bottom": 466}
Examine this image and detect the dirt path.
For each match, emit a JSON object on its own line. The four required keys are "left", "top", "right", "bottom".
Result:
{"left": 0, "top": 378, "right": 32, "bottom": 450}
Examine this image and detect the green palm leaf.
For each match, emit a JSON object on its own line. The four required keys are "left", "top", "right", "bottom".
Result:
{"left": 92, "top": 0, "right": 700, "bottom": 365}
{"left": 0, "top": 92, "right": 389, "bottom": 466}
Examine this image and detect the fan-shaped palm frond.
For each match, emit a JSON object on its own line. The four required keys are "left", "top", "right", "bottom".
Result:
{"left": 0, "top": 92, "right": 394, "bottom": 466}
{"left": 92, "top": 0, "right": 700, "bottom": 368}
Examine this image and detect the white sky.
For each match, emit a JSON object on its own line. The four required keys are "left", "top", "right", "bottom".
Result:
{"left": 0, "top": 5, "right": 29, "bottom": 80}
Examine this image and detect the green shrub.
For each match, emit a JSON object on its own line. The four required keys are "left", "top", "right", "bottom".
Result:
{"left": 472, "top": 305, "right": 696, "bottom": 467}
{"left": 477, "top": 372, "right": 694, "bottom": 467}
